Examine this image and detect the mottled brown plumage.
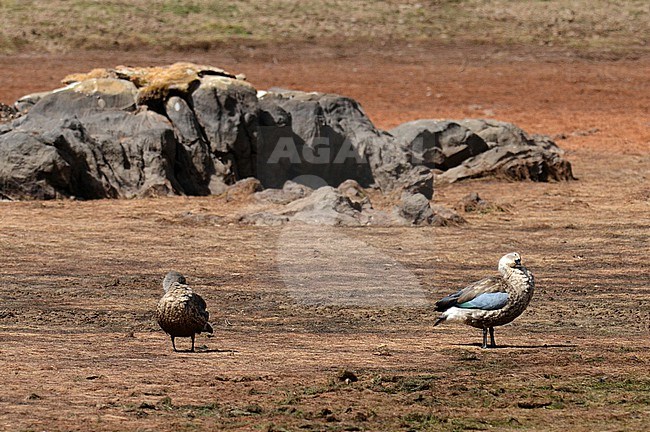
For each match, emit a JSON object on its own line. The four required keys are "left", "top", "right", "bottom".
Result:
{"left": 156, "top": 271, "right": 213, "bottom": 352}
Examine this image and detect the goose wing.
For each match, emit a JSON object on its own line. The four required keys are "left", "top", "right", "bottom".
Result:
{"left": 435, "top": 276, "right": 509, "bottom": 312}
{"left": 191, "top": 292, "right": 209, "bottom": 319}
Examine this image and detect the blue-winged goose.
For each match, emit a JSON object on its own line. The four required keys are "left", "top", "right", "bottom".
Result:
{"left": 433, "top": 252, "right": 534, "bottom": 348}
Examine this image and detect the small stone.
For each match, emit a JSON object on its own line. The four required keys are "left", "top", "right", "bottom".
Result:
{"left": 336, "top": 369, "right": 358, "bottom": 383}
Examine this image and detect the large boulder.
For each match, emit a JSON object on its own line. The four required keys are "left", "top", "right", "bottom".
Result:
{"left": 1, "top": 78, "right": 180, "bottom": 199}
{"left": 31, "top": 78, "right": 138, "bottom": 113}
{"left": 0, "top": 129, "right": 79, "bottom": 199}
{"left": 164, "top": 95, "right": 226, "bottom": 195}
{"left": 0, "top": 64, "right": 253, "bottom": 199}
{"left": 389, "top": 120, "right": 489, "bottom": 170}
{"left": 257, "top": 90, "right": 433, "bottom": 198}
{"left": 390, "top": 118, "right": 574, "bottom": 183}
{"left": 438, "top": 119, "right": 575, "bottom": 182}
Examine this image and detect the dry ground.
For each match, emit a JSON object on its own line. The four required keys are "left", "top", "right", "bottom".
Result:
{"left": 1, "top": 43, "right": 650, "bottom": 431}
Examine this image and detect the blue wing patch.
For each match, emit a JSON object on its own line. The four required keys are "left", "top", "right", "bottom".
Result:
{"left": 458, "top": 292, "right": 509, "bottom": 310}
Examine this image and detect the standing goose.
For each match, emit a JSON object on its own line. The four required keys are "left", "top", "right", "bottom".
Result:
{"left": 156, "top": 271, "right": 214, "bottom": 352}
{"left": 433, "top": 252, "right": 534, "bottom": 348}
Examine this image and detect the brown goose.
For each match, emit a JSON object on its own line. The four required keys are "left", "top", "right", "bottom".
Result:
{"left": 156, "top": 271, "right": 213, "bottom": 352}
{"left": 433, "top": 252, "right": 534, "bottom": 348}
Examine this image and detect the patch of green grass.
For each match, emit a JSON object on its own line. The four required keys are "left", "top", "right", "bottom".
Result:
{"left": 368, "top": 374, "right": 440, "bottom": 394}
{"left": 401, "top": 412, "right": 445, "bottom": 428}
{"left": 448, "top": 416, "right": 523, "bottom": 431}
{"left": 160, "top": 0, "right": 202, "bottom": 16}
{"left": 301, "top": 385, "right": 331, "bottom": 396}
{"left": 588, "top": 377, "right": 650, "bottom": 392}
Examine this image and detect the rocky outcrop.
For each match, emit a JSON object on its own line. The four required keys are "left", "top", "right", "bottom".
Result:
{"left": 395, "top": 192, "right": 435, "bottom": 225}
{"left": 0, "top": 63, "right": 573, "bottom": 203}
{"left": 0, "top": 63, "right": 433, "bottom": 200}
{"left": 390, "top": 118, "right": 574, "bottom": 183}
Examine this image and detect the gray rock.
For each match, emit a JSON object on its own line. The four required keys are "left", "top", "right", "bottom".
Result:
{"left": 437, "top": 143, "right": 574, "bottom": 183}
{"left": 1, "top": 63, "right": 573, "bottom": 203}
{"left": 244, "top": 185, "right": 367, "bottom": 226}
{"left": 0, "top": 69, "right": 255, "bottom": 199}
{"left": 0, "top": 110, "right": 178, "bottom": 199}
{"left": 28, "top": 79, "right": 138, "bottom": 117}
{"left": 165, "top": 95, "right": 224, "bottom": 195}
{"left": 190, "top": 76, "right": 259, "bottom": 180}
{"left": 14, "top": 90, "right": 51, "bottom": 113}
{"left": 281, "top": 186, "right": 369, "bottom": 226}
{"left": 430, "top": 204, "right": 466, "bottom": 226}
{"left": 391, "top": 193, "right": 465, "bottom": 226}
{"left": 389, "top": 120, "right": 488, "bottom": 169}
{"left": 2, "top": 66, "right": 435, "bottom": 202}
{"left": 436, "top": 119, "right": 575, "bottom": 182}
{"left": 0, "top": 76, "right": 188, "bottom": 199}
{"left": 395, "top": 193, "right": 434, "bottom": 225}
{"left": 0, "top": 130, "right": 75, "bottom": 199}
{"left": 238, "top": 212, "right": 290, "bottom": 226}
{"left": 254, "top": 180, "right": 313, "bottom": 205}
{"left": 456, "top": 119, "right": 535, "bottom": 148}
{"left": 337, "top": 179, "right": 372, "bottom": 211}
{"left": 390, "top": 118, "right": 574, "bottom": 183}
{"left": 257, "top": 90, "right": 433, "bottom": 198}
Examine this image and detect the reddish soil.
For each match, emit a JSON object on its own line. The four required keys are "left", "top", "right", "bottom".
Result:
{"left": 0, "top": 43, "right": 649, "bottom": 431}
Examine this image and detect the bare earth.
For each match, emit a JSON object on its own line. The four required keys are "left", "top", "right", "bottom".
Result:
{"left": 0, "top": 44, "right": 649, "bottom": 431}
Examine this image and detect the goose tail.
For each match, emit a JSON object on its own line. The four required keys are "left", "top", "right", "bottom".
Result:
{"left": 433, "top": 315, "right": 446, "bottom": 327}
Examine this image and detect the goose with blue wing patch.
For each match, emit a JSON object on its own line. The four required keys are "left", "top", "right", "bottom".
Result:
{"left": 434, "top": 252, "right": 534, "bottom": 348}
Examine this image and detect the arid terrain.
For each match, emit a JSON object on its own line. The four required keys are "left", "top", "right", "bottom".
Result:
{"left": 1, "top": 4, "right": 650, "bottom": 430}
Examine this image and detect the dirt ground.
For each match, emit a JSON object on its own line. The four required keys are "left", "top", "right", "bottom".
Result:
{"left": 0, "top": 43, "right": 649, "bottom": 431}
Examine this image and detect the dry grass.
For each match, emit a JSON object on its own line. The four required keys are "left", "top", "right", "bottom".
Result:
{"left": 0, "top": 0, "right": 648, "bottom": 55}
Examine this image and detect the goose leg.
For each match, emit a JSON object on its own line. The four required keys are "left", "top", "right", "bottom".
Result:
{"left": 190, "top": 334, "right": 195, "bottom": 352}
{"left": 481, "top": 328, "right": 488, "bottom": 349}
{"left": 489, "top": 327, "right": 496, "bottom": 348}
{"left": 171, "top": 336, "right": 177, "bottom": 352}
